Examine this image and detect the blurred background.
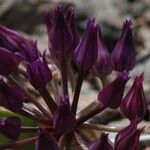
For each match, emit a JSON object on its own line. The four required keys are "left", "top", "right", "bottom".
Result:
{"left": 0, "top": 0, "right": 150, "bottom": 149}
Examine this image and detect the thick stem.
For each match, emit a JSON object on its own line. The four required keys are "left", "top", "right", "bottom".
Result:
{"left": 6, "top": 76, "right": 52, "bottom": 121}
{"left": 0, "top": 136, "right": 38, "bottom": 149}
{"left": 76, "top": 100, "right": 106, "bottom": 126}
{"left": 71, "top": 73, "right": 84, "bottom": 115}
{"left": 38, "top": 87, "right": 57, "bottom": 113}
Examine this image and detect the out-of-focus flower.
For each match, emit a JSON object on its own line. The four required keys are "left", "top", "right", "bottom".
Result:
{"left": 0, "top": 47, "right": 19, "bottom": 76}
{"left": 111, "top": 20, "right": 136, "bottom": 72}
{"left": 0, "top": 25, "right": 27, "bottom": 53}
{"left": 36, "top": 129, "right": 58, "bottom": 150}
{"left": 26, "top": 52, "right": 52, "bottom": 89}
{"left": 53, "top": 96, "right": 76, "bottom": 134}
{"left": 73, "top": 18, "right": 98, "bottom": 73}
{"left": 120, "top": 73, "right": 146, "bottom": 121}
{"left": 43, "top": 4, "right": 73, "bottom": 59}
{"left": 66, "top": 6, "right": 80, "bottom": 55}
{"left": 0, "top": 79, "right": 25, "bottom": 112}
{"left": 0, "top": 117, "right": 21, "bottom": 139}
{"left": 91, "top": 24, "right": 112, "bottom": 77}
{"left": 114, "top": 119, "right": 142, "bottom": 150}
{"left": 16, "top": 40, "right": 40, "bottom": 62}
{"left": 98, "top": 71, "right": 129, "bottom": 109}
{"left": 89, "top": 133, "right": 113, "bottom": 150}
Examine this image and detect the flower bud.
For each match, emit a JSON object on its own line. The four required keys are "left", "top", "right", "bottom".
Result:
{"left": 16, "top": 40, "right": 40, "bottom": 62}
{"left": 73, "top": 18, "right": 98, "bottom": 72}
{"left": 91, "top": 24, "right": 112, "bottom": 77}
{"left": 0, "top": 47, "right": 19, "bottom": 76}
{"left": 115, "top": 119, "right": 142, "bottom": 150}
{"left": 111, "top": 20, "right": 136, "bottom": 72}
{"left": 53, "top": 96, "right": 76, "bottom": 134}
{"left": 98, "top": 71, "right": 129, "bottom": 109}
{"left": 0, "top": 79, "right": 25, "bottom": 112}
{"left": 44, "top": 4, "right": 73, "bottom": 59}
{"left": 66, "top": 6, "right": 80, "bottom": 54}
{"left": 0, "top": 117, "right": 21, "bottom": 139}
{"left": 26, "top": 52, "right": 52, "bottom": 89}
{"left": 89, "top": 133, "right": 113, "bottom": 150}
{"left": 120, "top": 73, "right": 146, "bottom": 121}
{"left": 36, "top": 129, "right": 58, "bottom": 150}
{"left": 0, "top": 25, "right": 26, "bottom": 53}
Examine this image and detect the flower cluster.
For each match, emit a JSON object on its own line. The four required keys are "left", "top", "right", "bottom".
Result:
{"left": 0, "top": 4, "right": 147, "bottom": 150}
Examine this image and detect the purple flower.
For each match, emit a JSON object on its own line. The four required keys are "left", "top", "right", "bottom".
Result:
{"left": 16, "top": 40, "right": 40, "bottom": 62}
{"left": 0, "top": 47, "right": 19, "bottom": 76}
{"left": 111, "top": 20, "right": 136, "bottom": 72}
{"left": 43, "top": 4, "right": 73, "bottom": 59}
{"left": 0, "top": 117, "right": 21, "bottom": 139}
{"left": 114, "top": 119, "right": 142, "bottom": 150}
{"left": 0, "top": 25, "right": 26, "bottom": 53}
{"left": 73, "top": 18, "right": 98, "bottom": 72}
{"left": 36, "top": 129, "right": 58, "bottom": 150}
{"left": 98, "top": 71, "right": 129, "bottom": 109}
{"left": 0, "top": 79, "right": 25, "bottom": 112}
{"left": 89, "top": 133, "right": 113, "bottom": 150}
{"left": 26, "top": 52, "right": 52, "bottom": 89}
{"left": 91, "top": 24, "right": 112, "bottom": 77}
{"left": 53, "top": 96, "right": 76, "bottom": 134}
{"left": 66, "top": 6, "right": 80, "bottom": 54}
{"left": 120, "top": 73, "right": 146, "bottom": 121}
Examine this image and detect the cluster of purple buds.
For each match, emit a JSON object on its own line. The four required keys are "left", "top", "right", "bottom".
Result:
{"left": 0, "top": 3, "right": 147, "bottom": 150}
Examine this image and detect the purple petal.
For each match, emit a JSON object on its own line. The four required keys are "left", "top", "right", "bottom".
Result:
{"left": 0, "top": 117, "right": 21, "bottom": 139}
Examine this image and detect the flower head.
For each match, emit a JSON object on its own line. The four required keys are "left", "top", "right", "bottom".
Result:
{"left": 0, "top": 117, "right": 21, "bottom": 139}
{"left": 43, "top": 4, "right": 73, "bottom": 59}
{"left": 0, "top": 25, "right": 26, "bottom": 53}
{"left": 0, "top": 79, "right": 25, "bottom": 112}
{"left": 98, "top": 71, "right": 129, "bottom": 109}
{"left": 0, "top": 47, "right": 19, "bottom": 76}
{"left": 26, "top": 52, "right": 52, "bottom": 89}
{"left": 73, "top": 18, "right": 98, "bottom": 73}
{"left": 16, "top": 40, "right": 41, "bottom": 62}
{"left": 66, "top": 6, "right": 80, "bottom": 54}
{"left": 115, "top": 119, "right": 142, "bottom": 150}
{"left": 120, "top": 73, "right": 147, "bottom": 121}
{"left": 91, "top": 24, "right": 112, "bottom": 77}
{"left": 111, "top": 20, "right": 136, "bottom": 72}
